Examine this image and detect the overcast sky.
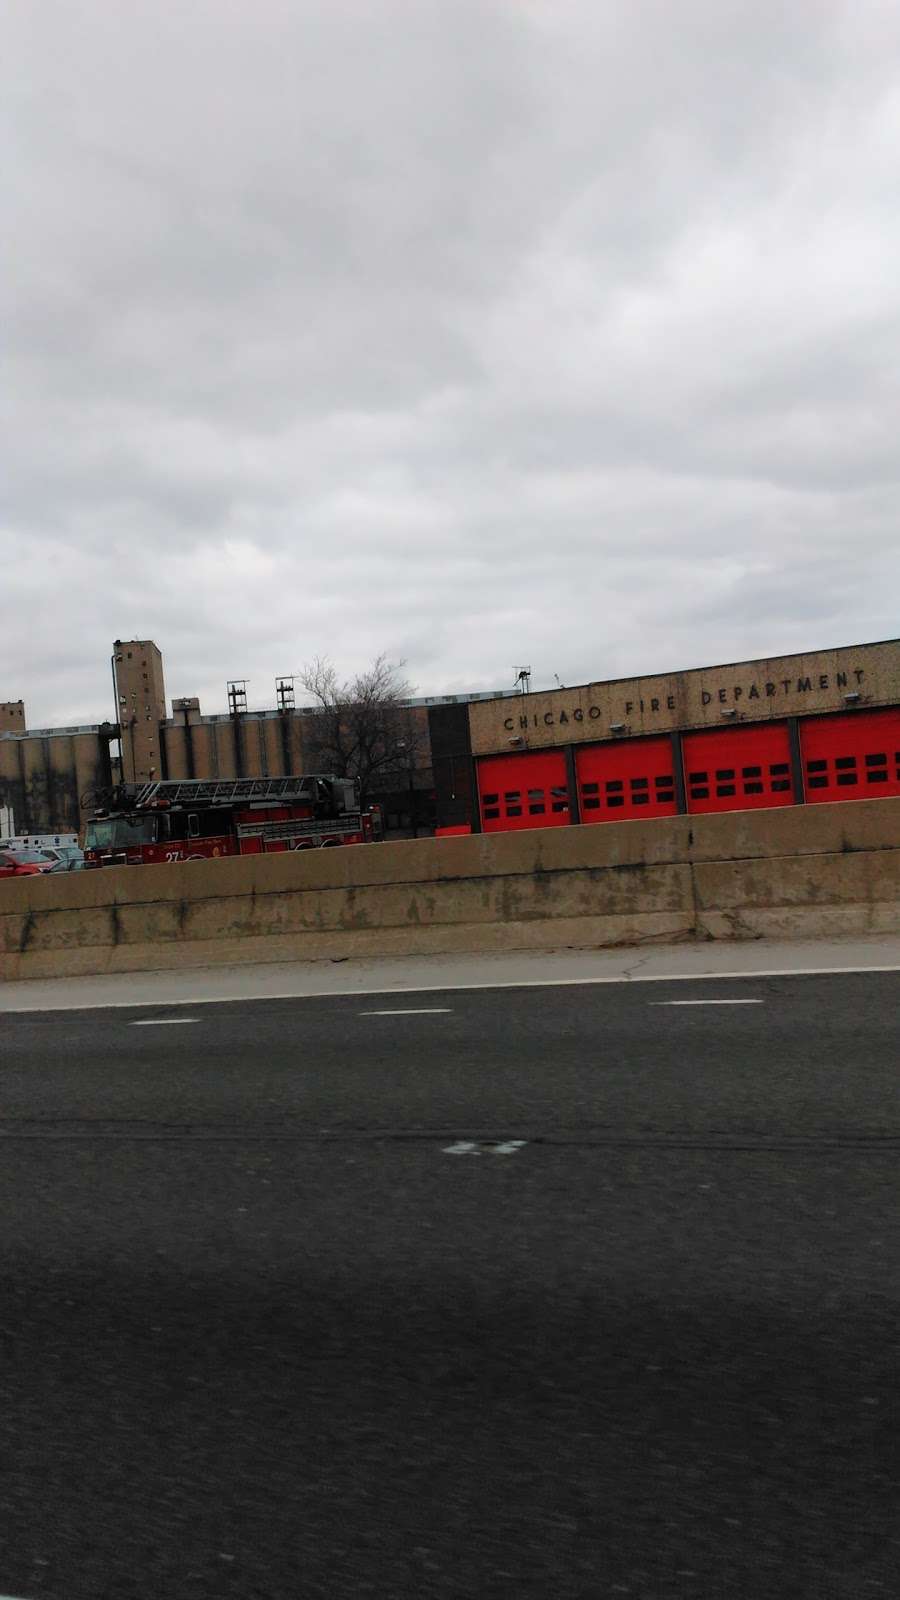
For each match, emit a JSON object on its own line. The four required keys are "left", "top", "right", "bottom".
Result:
{"left": 5, "top": 0, "right": 900, "bottom": 727}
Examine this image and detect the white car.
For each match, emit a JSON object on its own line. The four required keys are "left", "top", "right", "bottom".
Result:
{"left": 36, "top": 844, "right": 84, "bottom": 866}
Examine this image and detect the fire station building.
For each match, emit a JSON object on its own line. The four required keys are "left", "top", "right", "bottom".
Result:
{"left": 429, "top": 638, "right": 900, "bottom": 835}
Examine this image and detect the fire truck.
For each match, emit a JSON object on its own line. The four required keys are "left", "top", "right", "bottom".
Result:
{"left": 83, "top": 775, "right": 382, "bottom": 868}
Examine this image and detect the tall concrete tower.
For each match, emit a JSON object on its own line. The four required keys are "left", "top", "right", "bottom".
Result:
{"left": 0, "top": 700, "right": 25, "bottom": 732}
{"left": 113, "top": 640, "right": 167, "bottom": 784}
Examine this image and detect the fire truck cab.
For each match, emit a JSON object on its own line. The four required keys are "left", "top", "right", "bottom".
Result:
{"left": 84, "top": 775, "right": 380, "bottom": 868}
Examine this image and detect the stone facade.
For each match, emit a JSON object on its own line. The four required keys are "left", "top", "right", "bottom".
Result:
{"left": 468, "top": 640, "right": 900, "bottom": 756}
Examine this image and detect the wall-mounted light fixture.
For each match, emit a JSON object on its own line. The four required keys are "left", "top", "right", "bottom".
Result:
{"left": 609, "top": 722, "right": 626, "bottom": 734}
{"left": 508, "top": 735, "right": 525, "bottom": 747}
{"left": 843, "top": 691, "right": 861, "bottom": 705}
{"left": 721, "top": 707, "right": 738, "bottom": 719}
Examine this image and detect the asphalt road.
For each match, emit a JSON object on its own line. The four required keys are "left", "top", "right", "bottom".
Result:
{"left": 0, "top": 972, "right": 898, "bottom": 1598}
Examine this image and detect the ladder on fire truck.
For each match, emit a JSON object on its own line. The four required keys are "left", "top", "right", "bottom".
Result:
{"left": 130, "top": 775, "right": 329, "bottom": 809}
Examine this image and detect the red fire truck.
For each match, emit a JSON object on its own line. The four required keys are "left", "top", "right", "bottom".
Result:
{"left": 83, "top": 775, "right": 382, "bottom": 868}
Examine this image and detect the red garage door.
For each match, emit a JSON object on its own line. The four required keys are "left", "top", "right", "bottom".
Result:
{"left": 477, "top": 750, "right": 570, "bottom": 832}
{"left": 575, "top": 736, "right": 677, "bottom": 823}
{"left": 682, "top": 723, "right": 795, "bottom": 813}
{"left": 800, "top": 709, "right": 900, "bottom": 803}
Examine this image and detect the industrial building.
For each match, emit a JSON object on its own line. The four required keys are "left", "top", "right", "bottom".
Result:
{"left": 0, "top": 641, "right": 502, "bottom": 839}
{"left": 2, "top": 637, "right": 898, "bottom": 841}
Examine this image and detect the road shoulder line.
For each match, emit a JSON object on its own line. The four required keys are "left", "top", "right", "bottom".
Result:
{"left": 2, "top": 962, "right": 898, "bottom": 1014}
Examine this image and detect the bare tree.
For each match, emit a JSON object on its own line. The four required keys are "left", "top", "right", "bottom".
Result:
{"left": 298, "top": 653, "right": 425, "bottom": 798}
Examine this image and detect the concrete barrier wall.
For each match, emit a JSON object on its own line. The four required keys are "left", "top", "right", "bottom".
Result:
{"left": 2, "top": 798, "right": 898, "bottom": 981}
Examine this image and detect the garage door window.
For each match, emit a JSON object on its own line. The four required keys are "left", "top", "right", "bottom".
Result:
{"left": 800, "top": 709, "right": 900, "bottom": 803}
{"left": 682, "top": 725, "right": 795, "bottom": 813}
{"left": 477, "top": 751, "right": 570, "bottom": 832}
{"left": 575, "top": 736, "right": 677, "bottom": 823}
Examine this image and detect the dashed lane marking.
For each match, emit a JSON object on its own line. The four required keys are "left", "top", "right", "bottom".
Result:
{"left": 129, "top": 1018, "right": 201, "bottom": 1026}
{"left": 650, "top": 999, "right": 764, "bottom": 1007}
{"left": 443, "top": 1140, "right": 528, "bottom": 1156}
{"left": 360, "top": 1008, "right": 453, "bottom": 1016}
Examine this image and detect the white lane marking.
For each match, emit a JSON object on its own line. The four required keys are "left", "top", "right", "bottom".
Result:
{"left": 360, "top": 1007, "right": 453, "bottom": 1016}
{"left": 443, "top": 1140, "right": 528, "bottom": 1156}
{"left": 129, "top": 1018, "right": 201, "bottom": 1026}
{"left": 4, "top": 962, "right": 897, "bottom": 1014}
{"left": 651, "top": 999, "right": 764, "bottom": 1007}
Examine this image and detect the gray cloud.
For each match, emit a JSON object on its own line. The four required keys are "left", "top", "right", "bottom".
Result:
{"left": 4, "top": 0, "right": 899, "bottom": 726}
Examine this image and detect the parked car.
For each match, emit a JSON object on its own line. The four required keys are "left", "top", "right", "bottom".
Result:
{"left": 0, "top": 850, "right": 46, "bottom": 879}
{"left": 0, "top": 847, "right": 55, "bottom": 873}
{"left": 38, "top": 844, "right": 84, "bottom": 866}
{"left": 46, "top": 855, "right": 87, "bottom": 872}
